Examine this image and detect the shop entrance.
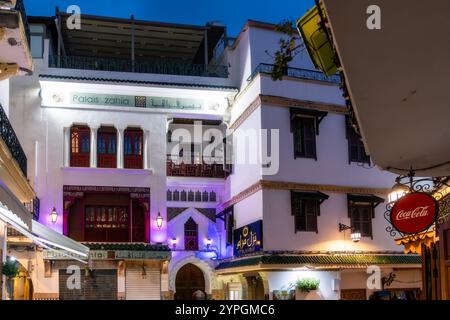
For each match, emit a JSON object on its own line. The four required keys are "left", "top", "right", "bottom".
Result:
{"left": 245, "top": 274, "right": 265, "bottom": 300}
{"left": 174, "top": 263, "right": 206, "bottom": 300}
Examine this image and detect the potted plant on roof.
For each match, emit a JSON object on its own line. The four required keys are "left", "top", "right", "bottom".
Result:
{"left": 2, "top": 258, "right": 19, "bottom": 300}
{"left": 295, "top": 278, "right": 323, "bottom": 300}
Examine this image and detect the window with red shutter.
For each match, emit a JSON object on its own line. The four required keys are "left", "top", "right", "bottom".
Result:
{"left": 97, "top": 126, "right": 117, "bottom": 168}
{"left": 70, "top": 126, "right": 90, "bottom": 167}
{"left": 124, "top": 128, "right": 143, "bottom": 169}
{"left": 184, "top": 217, "right": 198, "bottom": 251}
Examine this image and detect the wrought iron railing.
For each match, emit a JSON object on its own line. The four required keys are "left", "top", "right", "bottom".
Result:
{"left": 15, "top": 0, "right": 30, "bottom": 46}
{"left": 0, "top": 103, "right": 27, "bottom": 176}
{"left": 167, "top": 155, "right": 231, "bottom": 178}
{"left": 49, "top": 55, "right": 229, "bottom": 78}
{"left": 248, "top": 63, "right": 341, "bottom": 84}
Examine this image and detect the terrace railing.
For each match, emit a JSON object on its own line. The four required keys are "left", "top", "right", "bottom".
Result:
{"left": 248, "top": 63, "right": 341, "bottom": 84}
{"left": 0, "top": 103, "right": 27, "bottom": 176}
{"left": 167, "top": 155, "right": 232, "bottom": 178}
{"left": 49, "top": 55, "right": 229, "bottom": 78}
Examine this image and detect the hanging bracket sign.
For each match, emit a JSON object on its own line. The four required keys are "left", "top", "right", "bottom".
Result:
{"left": 390, "top": 192, "right": 438, "bottom": 234}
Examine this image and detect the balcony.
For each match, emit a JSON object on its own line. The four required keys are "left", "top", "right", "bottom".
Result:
{"left": 248, "top": 63, "right": 341, "bottom": 84}
{"left": 49, "top": 55, "right": 229, "bottom": 78}
{"left": 167, "top": 156, "right": 231, "bottom": 178}
{"left": 0, "top": 0, "right": 33, "bottom": 79}
{"left": 0, "top": 103, "right": 27, "bottom": 176}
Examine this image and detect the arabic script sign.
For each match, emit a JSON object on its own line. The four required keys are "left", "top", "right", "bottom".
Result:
{"left": 69, "top": 92, "right": 203, "bottom": 110}
{"left": 234, "top": 220, "right": 263, "bottom": 257}
{"left": 390, "top": 192, "right": 438, "bottom": 234}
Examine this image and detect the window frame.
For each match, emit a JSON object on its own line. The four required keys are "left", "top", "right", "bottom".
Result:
{"left": 124, "top": 128, "right": 144, "bottom": 169}
{"left": 347, "top": 194, "right": 384, "bottom": 239}
{"left": 348, "top": 203, "right": 374, "bottom": 238}
{"left": 184, "top": 217, "right": 199, "bottom": 251}
{"left": 97, "top": 127, "right": 117, "bottom": 168}
{"left": 70, "top": 126, "right": 91, "bottom": 167}
{"left": 290, "top": 191, "right": 329, "bottom": 233}
{"left": 346, "top": 116, "right": 371, "bottom": 165}
{"left": 290, "top": 108, "right": 327, "bottom": 160}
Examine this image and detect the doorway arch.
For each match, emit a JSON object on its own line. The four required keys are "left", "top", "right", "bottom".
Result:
{"left": 174, "top": 263, "right": 206, "bottom": 300}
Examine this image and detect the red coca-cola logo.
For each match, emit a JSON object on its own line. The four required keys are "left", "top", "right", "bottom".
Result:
{"left": 390, "top": 192, "right": 438, "bottom": 234}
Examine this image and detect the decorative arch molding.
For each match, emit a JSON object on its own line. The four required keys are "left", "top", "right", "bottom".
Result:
{"left": 168, "top": 254, "right": 218, "bottom": 294}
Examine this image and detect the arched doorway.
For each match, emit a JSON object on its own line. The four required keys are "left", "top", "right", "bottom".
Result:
{"left": 245, "top": 275, "right": 265, "bottom": 300}
{"left": 175, "top": 263, "right": 205, "bottom": 300}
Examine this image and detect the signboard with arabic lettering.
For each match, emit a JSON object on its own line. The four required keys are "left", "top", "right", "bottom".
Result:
{"left": 69, "top": 92, "right": 203, "bottom": 110}
{"left": 233, "top": 220, "right": 263, "bottom": 257}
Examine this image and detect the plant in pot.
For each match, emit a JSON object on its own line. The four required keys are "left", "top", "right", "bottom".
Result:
{"left": 295, "top": 278, "right": 323, "bottom": 300}
{"left": 2, "top": 259, "right": 19, "bottom": 300}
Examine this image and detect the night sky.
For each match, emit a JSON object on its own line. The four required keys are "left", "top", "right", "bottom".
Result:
{"left": 24, "top": 0, "right": 315, "bottom": 36}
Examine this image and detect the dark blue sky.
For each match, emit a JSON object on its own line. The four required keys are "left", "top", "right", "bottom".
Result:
{"left": 24, "top": 0, "right": 315, "bottom": 36}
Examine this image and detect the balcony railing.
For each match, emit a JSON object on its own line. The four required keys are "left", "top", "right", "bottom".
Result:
{"left": 248, "top": 63, "right": 341, "bottom": 84}
{"left": 0, "top": 103, "right": 27, "bottom": 176}
{"left": 167, "top": 156, "right": 231, "bottom": 178}
{"left": 49, "top": 55, "right": 229, "bottom": 78}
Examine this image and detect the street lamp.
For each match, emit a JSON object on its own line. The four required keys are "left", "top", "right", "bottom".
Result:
{"left": 156, "top": 212, "right": 163, "bottom": 229}
{"left": 50, "top": 207, "right": 58, "bottom": 224}
{"left": 339, "top": 223, "right": 361, "bottom": 243}
{"left": 388, "top": 178, "right": 410, "bottom": 203}
{"left": 205, "top": 238, "right": 212, "bottom": 250}
{"left": 170, "top": 238, "right": 178, "bottom": 250}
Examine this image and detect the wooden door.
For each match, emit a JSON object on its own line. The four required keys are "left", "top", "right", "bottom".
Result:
{"left": 174, "top": 263, "right": 205, "bottom": 300}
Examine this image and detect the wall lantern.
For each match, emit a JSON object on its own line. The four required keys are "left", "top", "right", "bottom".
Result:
{"left": 205, "top": 238, "right": 213, "bottom": 250}
{"left": 388, "top": 178, "right": 410, "bottom": 203}
{"left": 156, "top": 212, "right": 163, "bottom": 229}
{"left": 50, "top": 207, "right": 58, "bottom": 224}
{"left": 170, "top": 238, "right": 178, "bottom": 250}
{"left": 339, "top": 223, "right": 361, "bottom": 243}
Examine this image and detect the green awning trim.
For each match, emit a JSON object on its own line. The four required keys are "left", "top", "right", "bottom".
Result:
{"left": 216, "top": 254, "right": 422, "bottom": 270}
{"left": 82, "top": 242, "right": 171, "bottom": 252}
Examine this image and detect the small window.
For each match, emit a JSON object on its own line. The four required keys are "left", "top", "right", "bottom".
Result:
{"left": 173, "top": 190, "right": 180, "bottom": 201}
{"left": 195, "top": 191, "right": 202, "bottom": 202}
{"left": 70, "top": 125, "right": 90, "bottom": 167}
{"left": 349, "top": 204, "right": 373, "bottom": 238}
{"left": 188, "top": 191, "right": 194, "bottom": 202}
{"left": 124, "top": 128, "right": 143, "bottom": 169}
{"left": 291, "top": 108, "right": 327, "bottom": 160}
{"left": 184, "top": 217, "right": 198, "bottom": 251}
{"left": 209, "top": 191, "right": 217, "bottom": 202}
{"left": 202, "top": 191, "right": 209, "bottom": 202}
{"left": 346, "top": 117, "right": 370, "bottom": 164}
{"left": 97, "top": 126, "right": 117, "bottom": 168}
{"left": 291, "top": 191, "right": 329, "bottom": 233}
{"left": 167, "top": 190, "right": 173, "bottom": 201}
{"left": 347, "top": 194, "right": 384, "bottom": 239}
{"left": 180, "top": 190, "right": 187, "bottom": 201}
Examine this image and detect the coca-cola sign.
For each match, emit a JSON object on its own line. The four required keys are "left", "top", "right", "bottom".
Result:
{"left": 390, "top": 192, "right": 438, "bottom": 234}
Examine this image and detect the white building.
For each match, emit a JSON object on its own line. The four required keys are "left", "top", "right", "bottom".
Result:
{"left": 7, "top": 11, "right": 422, "bottom": 300}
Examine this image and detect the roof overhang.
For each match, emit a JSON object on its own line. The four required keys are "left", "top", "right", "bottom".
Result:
{"left": 322, "top": 0, "right": 450, "bottom": 176}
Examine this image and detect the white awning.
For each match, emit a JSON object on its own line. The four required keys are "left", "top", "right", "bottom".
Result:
{"left": 0, "top": 203, "right": 89, "bottom": 263}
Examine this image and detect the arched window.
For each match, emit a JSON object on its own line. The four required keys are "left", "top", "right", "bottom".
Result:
{"left": 184, "top": 217, "right": 198, "bottom": 251}
{"left": 167, "top": 190, "right": 173, "bottom": 201}
{"left": 97, "top": 126, "right": 117, "bottom": 168}
{"left": 180, "top": 190, "right": 187, "bottom": 201}
{"left": 195, "top": 191, "right": 202, "bottom": 202}
{"left": 188, "top": 191, "right": 194, "bottom": 202}
{"left": 124, "top": 128, "right": 143, "bottom": 169}
{"left": 209, "top": 191, "right": 217, "bottom": 202}
{"left": 202, "top": 191, "right": 209, "bottom": 202}
{"left": 70, "top": 125, "right": 90, "bottom": 167}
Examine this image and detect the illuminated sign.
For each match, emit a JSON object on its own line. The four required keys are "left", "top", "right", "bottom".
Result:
{"left": 69, "top": 92, "right": 203, "bottom": 110}
{"left": 390, "top": 192, "right": 438, "bottom": 234}
{"left": 234, "top": 220, "right": 263, "bottom": 257}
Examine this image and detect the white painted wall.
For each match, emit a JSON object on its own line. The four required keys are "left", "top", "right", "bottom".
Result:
{"left": 265, "top": 270, "right": 340, "bottom": 300}
{"left": 0, "top": 79, "right": 9, "bottom": 116}
{"left": 262, "top": 189, "right": 399, "bottom": 251}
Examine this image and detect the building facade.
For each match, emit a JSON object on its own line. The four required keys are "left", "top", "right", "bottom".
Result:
{"left": 6, "top": 10, "right": 422, "bottom": 300}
